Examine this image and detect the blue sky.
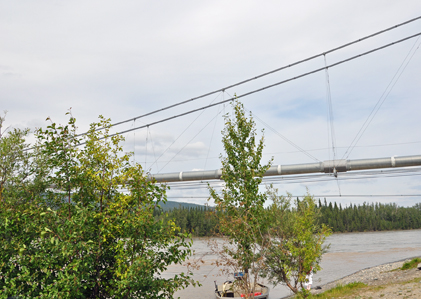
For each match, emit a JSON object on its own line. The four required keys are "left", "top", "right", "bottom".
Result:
{"left": 1, "top": 1, "right": 421, "bottom": 206}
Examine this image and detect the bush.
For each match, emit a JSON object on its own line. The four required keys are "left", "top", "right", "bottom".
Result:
{"left": 0, "top": 114, "right": 196, "bottom": 298}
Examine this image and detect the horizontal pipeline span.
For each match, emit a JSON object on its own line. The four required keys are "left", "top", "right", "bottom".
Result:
{"left": 149, "top": 154, "right": 421, "bottom": 183}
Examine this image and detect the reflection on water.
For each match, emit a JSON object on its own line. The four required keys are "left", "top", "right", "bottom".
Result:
{"left": 164, "top": 229, "right": 421, "bottom": 299}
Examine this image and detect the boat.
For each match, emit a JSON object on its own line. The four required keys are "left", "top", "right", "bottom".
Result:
{"left": 214, "top": 273, "right": 270, "bottom": 298}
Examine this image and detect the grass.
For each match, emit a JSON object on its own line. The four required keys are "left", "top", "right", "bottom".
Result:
{"left": 390, "top": 257, "right": 420, "bottom": 272}
{"left": 297, "top": 276, "right": 421, "bottom": 299}
{"left": 294, "top": 282, "right": 367, "bottom": 299}
{"left": 400, "top": 257, "right": 421, "bottom": 270}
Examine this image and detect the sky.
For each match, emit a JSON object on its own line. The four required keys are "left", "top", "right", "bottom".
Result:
{"left": 1, "top": 1, "right": 421, "bottom": 206}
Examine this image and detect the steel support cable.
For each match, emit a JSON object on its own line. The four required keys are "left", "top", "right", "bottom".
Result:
{"left": 148, "top": 92, "right": 223, "bottom": 172}
{"left": 204, "top": 104, "right": 221, "bottom": 170}
{"left": 297, "top": 194, "right": 421, "bottom": 198}
{"left": 165, "top": 170, "right": 421, "bottom": 190}
{"left": 261, "top": 170, "right": 421, "bottom": 186}
{"left": 263, "top": 172, "right": 421, "bottom": 186}
{"left": 75, "top": 16, "right": 421, "bottom": 136}
{"left": 145, "top": 125, "right": 149, "bottom": 170}
{"left": 246, "top": 109, "right": 320, "bottom": 162}
{"left": 133, "top": 119, "right": 136, "bottom": 163}
{"left": 325, "top": 56, "right": 332, "bottom": 164}
{"left": 164, "top": 175, "right": 421, "bottom": 194}
{"left": 142, "top": 140, "right": 421, "bottom": 164}
{"left": 22, "top": 31, "right": 421, "bottom": 154}
{"left": 165, "top": 171, "right": 421, "bottom": 191}
{"left": 166, "top": 194, "right": 421, "bottom": 198}
{"left": 263, "top": 169, "right": 421, "bottom": 182}
{"left": 99, "top": 32, "right": 421, "bottom": 140}
{"left": 148, "top": 129, "right": 159, "bottom": 173}
{"left": 231, "top": 93, "right": 310, "bottom": 166}
{"left": 156, "top": 106, "right": 224, "bottom": 173}
{"left": 262, "top": 165, "right": 421, "bottom": 177}
{"left": 167, "top": 171, "right": 421, "bottom": 189}
{"left": 163, "top": 167, "right": 421, "bottom": 188}
{"left": 323, "top": 54, "right": 342, "bottom": 194}
{"left": 262, "top": 141, "right": 421, "bottom": 159}
{"left": 342, "top": 36, "right": 421, "bottom": 160}
{"left": 324, "top": 55, "right": 337, "bottom": 161}
{"left": 166, "top": 169, "right": 421, "bottom": 189}
{"left": 168, "top": 167, "right": 421, "bottom": 184}
{"left": 325, "top": 55, "right": 331, "bottom": 163}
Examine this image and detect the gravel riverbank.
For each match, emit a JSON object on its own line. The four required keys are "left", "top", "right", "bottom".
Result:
{"left": 310, "top": 258, "right": 421, "bottom": 298}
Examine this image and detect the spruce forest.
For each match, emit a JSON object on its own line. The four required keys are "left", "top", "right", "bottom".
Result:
{"left": 157, "top": 201, "right": 421, "bottom": 237}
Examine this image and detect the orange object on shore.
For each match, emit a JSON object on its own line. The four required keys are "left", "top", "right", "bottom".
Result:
{"left": 240, "top": 292, "right": 262, "bottom": 297}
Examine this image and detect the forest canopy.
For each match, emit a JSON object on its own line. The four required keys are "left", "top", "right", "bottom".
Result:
{"left": 160, "top": 201, "right": 421, "bottom": 237}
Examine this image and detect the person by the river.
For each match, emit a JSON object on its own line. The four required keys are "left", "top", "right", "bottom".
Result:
{"left": 304, "top": 267, "right": 313, "bottom": 290}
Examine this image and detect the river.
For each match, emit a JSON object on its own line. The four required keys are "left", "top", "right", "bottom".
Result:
{"left": 163, "top": 229, "right": 421, "bottom": 298}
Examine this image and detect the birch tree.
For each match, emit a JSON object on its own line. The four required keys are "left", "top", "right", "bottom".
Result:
{"left": 209, "top": 100, "right": 272, "bottom": 297}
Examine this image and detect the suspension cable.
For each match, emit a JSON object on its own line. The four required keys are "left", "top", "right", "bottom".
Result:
{"left": 101, "top": 32, "right": 421, "bottom": 140}
{"left": 76, "top": 17, "right": 421, "bottom": 136}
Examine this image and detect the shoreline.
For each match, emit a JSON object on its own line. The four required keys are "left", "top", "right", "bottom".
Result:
{"left": 282, "top": 257, "right": 421, "bottom": 298}
{"left": 316, "top": 256, "right": 419, "bottom": 289}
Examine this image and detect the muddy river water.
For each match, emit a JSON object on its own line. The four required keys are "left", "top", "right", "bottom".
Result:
{"left": 163, "top": 229, "right": 421, "bottom": 298}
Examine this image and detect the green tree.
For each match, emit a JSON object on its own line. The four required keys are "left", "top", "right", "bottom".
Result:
{"left": 261, "top": 191, "right": 331, "bottom": 297}
{"left": 208, "top": 100, "right": 272, "bottom": 297}
{"left": 0, "top": 114, "right": 196, "bottom": 298}
{"left": 208, "top": 100, "right": 331, "bottom": 299}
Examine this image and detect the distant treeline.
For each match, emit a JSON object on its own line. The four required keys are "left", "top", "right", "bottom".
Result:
{"left": 317, "top": 199, "right": 421, "bottom": 232}
{"left": 155, "top": 200, "right": 421, "bottom": 236}
{"left": 155, "top": 205, "right": 219, "bottom": 237}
